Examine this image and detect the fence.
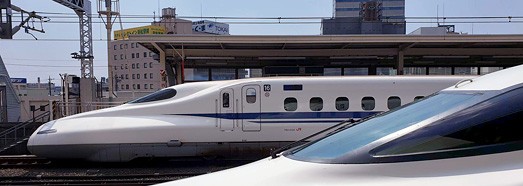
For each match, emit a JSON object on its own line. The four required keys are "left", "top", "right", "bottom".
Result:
{"left": 51, "top": 101, "right": 124, "bottom": 119}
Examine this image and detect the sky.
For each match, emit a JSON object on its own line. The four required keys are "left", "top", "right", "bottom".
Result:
{"left": 0, "top": 0, "right": 522, "bottom": 83}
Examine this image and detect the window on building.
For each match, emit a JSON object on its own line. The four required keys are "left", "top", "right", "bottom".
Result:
{"left": 125, "top": 64, "right": 128, "bottom": 69}
{"left": 121, "top": 85, "right": 124, "bottom": 90}
{"left": 344, "top": 68, "right": 368, "bottom": 76}
{"left": 136, "top": 53, "right": 139, "bottom": 58}
{"left": 120, "top": 74, "right": 123, "bottom": 79}
{"left": 125, "top": 74, "right": 129, "bottom": 79}
{"left": 284, "top": 97, "right": 298, "bottom": 111}
{"left": 114, "top": 55, "right": 117, "bottom": 60}
{"left": 132, "top": 53, "right": 135, "bottom": 58}
{"left": 114, "top": 66, "right": 117, "bottom": 70}
{"left": 126, "top": 84, "right": 129, "bottom": 89}
{"left": 429, "top": 67, "right": 452, "bottom": 75}
{"left": 388, "top": 96, "right": 402, "bottom": 110}
{"left": 149, "top": 62, "right": 153, "bottom": 68}
{"left": 144, "top": 52, "right": 147, "bottom": 58}
{"left": 137, "top": 74, "right": 140, "bottom": 79}
{"left": 125, "top": 44, "right": 128, "bottom": 49}
{"left": 246, "top": 88, "right": 257, "bottom": 103}
{"left": 136, "top": 43, "right": 139, "bottom": 48}
{"left": 404, "top": 67, "right": 427, "bottom": 75}
{"left": 137, "top": 84, "right": 140, "bottom": 89}
{"left": 144, "top": 63, "right": 147, "bottom": 68}
{"left": 336, "top": 97, "right": 349, "bottom": 111}
{"left": 150, "top": 84, "right": 154, "bottom": 89}
{"left": 362, "top": 97, "right": 376, "bottom": 110}
{"left": 120, "top": 44, "right": 123, "bottom": 49}
{"left": 144, "top": 84, "right": 148, "bottom": 89}
{"left": 310, "top": 97, "right": 323, "bottom": 111}
{"left": 131, "top": 43, "right": 135, "bottom": 48}
{"left": 133, "top": 84, "right": 136, "bottom": 89}
{"left": 377, "top": 67, "right": 396, "bottom": 75}
{"left": 324, "top": 68, "right": 342, "bottom": 76}
{"left": 149, "top": 52, "right": 152, "bottom": 57}
{"left": 132, "top": 74, "right": 135, "bottom": 79}
{"left": 150, "top": 73, "right": 153, "bottom": 79}
{"left": 120, "top": 65, "right": 123, "bottom": 70}
{"left": 114, "top": 45, "right": 117, "bottom": 50}
{"left": 132, "top": 64, "right": 135, "bottom": 69}
{"left": 144, "top": 73, "right": 147, "bottom": 79}
{"left": 136, "top": 63, "right": 139, "bottom": 69}
{"left": 120, "top": 54, "right": 123, "bottom": 59}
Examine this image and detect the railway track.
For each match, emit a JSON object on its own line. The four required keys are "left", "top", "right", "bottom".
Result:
{"left": 1, "top": 172, "right": 203, "bottom": 185}
{"left": 0, "top": 155, "right": 255, "bottom": 185}
{"left": 0, "top": 155, "right": 51, "bottom": 167}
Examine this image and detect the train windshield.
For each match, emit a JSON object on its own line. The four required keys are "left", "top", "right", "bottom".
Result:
{"left": 128, "top": 89, "right": 177, "bottom": 104}
{"left": 289, "top": 92, "right": 485, "bottom": 162}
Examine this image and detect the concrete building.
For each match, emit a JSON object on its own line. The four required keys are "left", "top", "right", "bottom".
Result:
{"left": 109, "top": 8, "right": 193, "bottom": 101}
{"left": 11, "top": 79, "right": 60, "bottom": 122}
{"left": 323, "top": 0, "right": 406, "bottom": 35}
{"left": 109, "top": 7, "right": 231, "bottom": 101}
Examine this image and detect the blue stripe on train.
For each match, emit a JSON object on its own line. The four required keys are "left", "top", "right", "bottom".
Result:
{"left": 174, "top": 111, "right": 380, "bottom": 120}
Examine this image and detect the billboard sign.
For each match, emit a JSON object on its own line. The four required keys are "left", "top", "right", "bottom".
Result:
{"left": 114, "top": 25, "right": 166, "bottom": 40}
{"left": 10, "top": 78, "right": 27, "bottom": 84}
{"left": 192, "top": 20, "right": 229, "bottom": 35}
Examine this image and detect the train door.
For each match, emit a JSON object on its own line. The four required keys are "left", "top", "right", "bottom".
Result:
{"left": 242, "top": 85, "right": 261, "bottom": 131}
{"left": 219, "top": 89, "right": 235, "bottom": 131}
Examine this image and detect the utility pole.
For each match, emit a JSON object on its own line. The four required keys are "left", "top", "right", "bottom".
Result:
{"left": 48, "top": 76, "right": 54, "bottom": 96}
{"left": 97, "top": 0, "right": 120, "bottom": 101}
{"left": 52, "top": 0, "right": 96, "bottom": 113}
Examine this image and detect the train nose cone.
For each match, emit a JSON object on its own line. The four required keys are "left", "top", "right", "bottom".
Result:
{"left": 27, "top": 120, "right": 58, "bottom": 155}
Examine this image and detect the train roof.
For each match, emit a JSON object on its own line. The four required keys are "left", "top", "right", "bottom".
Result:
{"left": 176, "top": 75, "right": 473, "bottom": 87}
{"left": 443, "top": 65, "right": 523, "bottom": 92}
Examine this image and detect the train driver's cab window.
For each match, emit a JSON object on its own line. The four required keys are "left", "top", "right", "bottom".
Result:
{"left": 374, "top": 88, "right": 523, "bottom": 158}
{"left": 336, "top": 97, "right": 349, "bottom": 111}
{"left": 222, "top": 93, "right": 230, "bottom": 108}
{"left": 388, "top": 96, "right": 401, "bottom": 110}
{"left": 414, "top": 96, "right": 425, "bottom": 101}
{"left": 361, "top": 97, "right": 375, "bottom": 110}
{"left": 128, "top": 89, "right": 177, "bottom": 104}
{"left": 246, "top": 88, "right": 257, "bottom": 104}
{"left": 284, "top": 98, "right": 297, "bottom": 111}
{"left": 310, "top": 97, "right": 323, "bottom": 111}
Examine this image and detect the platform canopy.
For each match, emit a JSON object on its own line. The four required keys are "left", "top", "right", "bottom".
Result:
{"left": 131, "top": 34, "right": 523, "bottom": 84}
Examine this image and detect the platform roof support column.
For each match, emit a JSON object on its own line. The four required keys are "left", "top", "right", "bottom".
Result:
{"left": 397, "top": 50, "right": 404, "bottom": 75}
{"left": 151, "top": 42, "right": 170, "bottom": 87}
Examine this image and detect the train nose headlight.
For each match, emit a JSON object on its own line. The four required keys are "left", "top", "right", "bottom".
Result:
{"left": 37, "top": 120, "right": 57, "bottom": 134}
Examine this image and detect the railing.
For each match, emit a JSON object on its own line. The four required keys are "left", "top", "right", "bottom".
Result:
{"left": 0, "top": 111, "right": 50, "bottom": 154}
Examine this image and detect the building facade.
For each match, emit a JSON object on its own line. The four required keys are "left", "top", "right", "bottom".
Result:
{"left": 323, "top": 0, "right": 406, "bottom": 35}
{"left": 108, "top": 7, "right": 231, "bottom": 101}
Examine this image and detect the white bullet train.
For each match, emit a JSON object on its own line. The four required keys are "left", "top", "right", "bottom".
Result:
{"left": 27, "top": 76, "right": 469, "bottom": 162}
{"left": 158, "top": 65, "right": 523, "bottom": 186}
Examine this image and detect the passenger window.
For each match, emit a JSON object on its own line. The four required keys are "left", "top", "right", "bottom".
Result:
{"left": 246, "top": 88, "right": 256, "bottom": 104}
{"left": 387, "top": 96, "right": 401, "bottom": 110}
{"left": 361, "top": 97, "right": 375, "bottom": 110}
{"left": 336, "top": 97, "right": 349, "bottom": 111}
{"left": 310, "top": 97, "right": 323, "bottom": 111}
{"left": 222, "top": 93, "right": 230, "bottom": 108}
{"left": 414, "top": 96, "right": 425, "bottom": 101}
{"left": 284, "top": 98, "right": 297, "bottom": 111}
